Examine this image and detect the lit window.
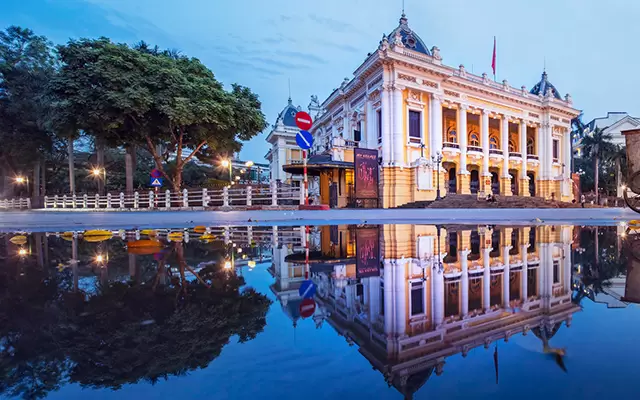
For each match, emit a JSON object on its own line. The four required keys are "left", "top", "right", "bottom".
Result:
{"left": 469, "top": 132, "right": 480, "bottom": 146}
{"left": 489, "top": 136, "right": 499, "bottom": 149}
{"left": 447, "top": 127, "right": 457, "bottom": 143}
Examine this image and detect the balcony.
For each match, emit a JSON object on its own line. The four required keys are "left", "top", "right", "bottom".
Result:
{"left": 489, "top": 148, "right": 503, "bottom": 156}
{"left": 467, "top": 145, "right": 482, "bottom": 153}
{"left": 527, "top": 154, "right": 539, "bottom": 160}
{"left": 509, "top": 151, "right": 522, "bottom": 158}
{"left": 345, "top": 139, "right": 359, "bottom": 148}
{"left": 443, "top": 142, "right": 460, "bottom": 149}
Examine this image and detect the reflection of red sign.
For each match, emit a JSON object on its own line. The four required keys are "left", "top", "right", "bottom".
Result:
{"left": 356, "top": 227, "right": 380, "bottom": 278}
{"left": 485, "top": 178, "right": 491, "bottom": 186}
{"left": 299, "top": 298, "right": 316, "bottom": 318}
{"left": 295, "top": 111, "right": 313, "bottom": 131}
{"left": 354, "top": 148, "right": 379, "bottom": 200}
{"left": 151, "top": 169, "right": 162, "bottom": 178}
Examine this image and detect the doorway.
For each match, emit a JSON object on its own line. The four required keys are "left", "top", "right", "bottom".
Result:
{"left": 527, "top": 172, "right": 536, "bottom": 197}
{"left": 470, "top": 169, "right": 480, "bottom": 194}
{"left": 491, "top": 171, "right": 500, "bottom": 195}
{"left": 448, "top": 166, "right": 457, "bottom": 194}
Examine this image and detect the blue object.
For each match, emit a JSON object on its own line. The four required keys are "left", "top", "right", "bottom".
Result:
{"left": 296, "top": 130, "right": 314, "bottom": 150}
{"left": 150, "top": 177, "right": 163, "bottom": 187}
{"left": 298, "top": 279, "right": 316, "bottom": 299}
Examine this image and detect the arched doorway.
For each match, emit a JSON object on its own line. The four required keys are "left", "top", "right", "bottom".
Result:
{"left": 470, "top": 169, "right": 480, "bottom": 194}
{"left": 509, "top": 170, "right": 518, "bottom": 196}
{"left": 447, "top": 165, "right": 457, "bottom": 194}
{"left": 528, "top": 172, "right": 536, "bottom": 197}
{"left": 491, "top": 171, "right": 500, "bottom": 195}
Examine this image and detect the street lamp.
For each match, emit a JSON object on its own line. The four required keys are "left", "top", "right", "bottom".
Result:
{"left": 431, "top": 152, "right": 443, "bottom": 200}
{"left": 220, "top": 159, "right": 232, "bottom": 185}
{"left": 15, "top": 176, "right": 25, "bottom": 184}
{"left": 245, "top": 160, "right": 254, "bottom": 184}
{"left": 91, "top": 167, "right": 106, "bottom": 194}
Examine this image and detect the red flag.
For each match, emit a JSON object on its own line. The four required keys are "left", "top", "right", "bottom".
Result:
{"left": 491, "top": 36, "right": 496, "bottom": 77}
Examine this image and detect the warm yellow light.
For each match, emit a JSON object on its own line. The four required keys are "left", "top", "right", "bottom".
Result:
{"left": 221, "top": 160, "right": 230, "bottom": 168}
{"left": 245, "top": 160, "right": 254, "bottom": 168}
{"left": 15, "top": 176, "right": 25, "bottom": 184}
{"left": 92, "top": 168, "right": 103, "bottom": 176}
{"left": 224, "top": 260, "right": 232, "bottom": 270}
{"left": 621, "top": 231, "right": 627, "bottom": 238}
{"left": 235, "top": 176, "right": 240, "bottom": 181}
{"left": 240, "top": 169, "right": 245, "bottom": 173}
{"left": 96, "top": 254, "right": 104, "bottom": 263}
{"left": 248, "top": 260, "right": 256, "bottom": 268}
{"left": 237, "top": 247, "right": 243, "bottom": 253}
{"left": 621, "top": 185, "right": 627, "bottom": 191}
{"left": 18, "top": 248, "right": 27, "bottom": 256}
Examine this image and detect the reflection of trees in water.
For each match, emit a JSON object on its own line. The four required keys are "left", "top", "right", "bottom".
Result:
{"left": 0, "top": 238, "right": 271, "bottom": 399}
{"left": 572, "top": 227, "right": 629, "bottom": 303}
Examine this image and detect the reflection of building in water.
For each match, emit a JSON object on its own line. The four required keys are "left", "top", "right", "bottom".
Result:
{"left": 271, "top": 224, "right": 580, "bottom": 398}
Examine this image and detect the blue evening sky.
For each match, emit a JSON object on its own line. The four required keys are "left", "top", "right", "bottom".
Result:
{"left": 2, "top": 0, "right": 638, "bottom": 162}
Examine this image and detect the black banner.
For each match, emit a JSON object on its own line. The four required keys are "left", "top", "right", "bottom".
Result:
{"left": 356, "top": 227, "right": 380, "bottom": 278}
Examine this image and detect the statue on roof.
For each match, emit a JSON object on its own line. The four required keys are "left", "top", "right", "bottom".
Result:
{"left": 431, "top": 46, "right": 442, "bottom": 61}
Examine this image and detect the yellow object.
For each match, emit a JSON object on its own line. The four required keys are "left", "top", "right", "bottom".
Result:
{"left": 629, "top": 220, "right": 640, "bottom": 227}
{"left": 84, "top": 235, "right": 112, "bottom": 243}
{"left": 199, "top": 233, "right": 215, "bottom": 240}
{"left": 140, "top": 229, "right": 157, "bottom": 236}
{"left": 84, "top": 230, "right": 112, "bottom": 237}
{"left": 193, "top": 226, "right": 207, "bottom": 234}
{"left": 61, "top": 232, "right": 74, "bottom": 238}
{"left": 9, "top": 235, "right": 27, "bottom": 245}
{"left": 128, "top": 239, "right": 162, "bottom": 248}
{"left": 128, "top": 240, "right": 163, "bottom": 255}
{"left": 167, "top": 232, "right": 184, "bottom": 242}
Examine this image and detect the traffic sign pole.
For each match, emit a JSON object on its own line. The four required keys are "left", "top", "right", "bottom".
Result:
{"left": 303, "top": 150, "right": 308, "bottom": 206}
{"left": 305, "top": 224, "right": 310, "bottom": 279}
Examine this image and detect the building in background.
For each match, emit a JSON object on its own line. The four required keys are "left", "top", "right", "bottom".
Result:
{"left": 574, "top": 112, "right": 639, "bottom": 158}
{"left": 281, "top": 13, "right": 580, "bottom": 208}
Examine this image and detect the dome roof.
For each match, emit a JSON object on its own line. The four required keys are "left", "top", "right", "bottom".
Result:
{"left": 276, "top": 97, "right": 301, "bottom": 127}
{"left": 530, "top": 71, "right": 562, "bottom": 100}
{"left": 388, "top": 13, "right": 431, "bottom": 56}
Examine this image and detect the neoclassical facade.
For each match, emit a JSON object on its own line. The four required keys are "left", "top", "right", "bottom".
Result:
{"left": 298, "top": 14, "right": 581, "bottom": 208}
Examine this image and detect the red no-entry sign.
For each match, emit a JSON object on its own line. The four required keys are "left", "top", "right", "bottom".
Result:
{"left": 295, "top": 111, "right": 313, "bottom": 131}
{"left": 299, "top": 298, "right": 316, "bottom": 319}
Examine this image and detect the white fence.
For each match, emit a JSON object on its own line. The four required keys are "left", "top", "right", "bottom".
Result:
{"left": 43, "top": 183, "right": 302, "bottom": 210}
{"left": 0, "top": 198, "right": 31, "bottom": 210}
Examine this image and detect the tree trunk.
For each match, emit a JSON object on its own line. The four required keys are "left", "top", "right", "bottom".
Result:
{"left": 33, "top": 159, "right": 41, "bottom": 200}
{"left": 594, "top": 156, "right": 599, "bottom": 204}
{"left": 41, "top": 161, "right": 46, "bottom": 196}
{"left": 616, "top": 158, "right": 621, "bottom": 198}
{"left": 594, "top": 226, "right": 599, "bottom": 267}
{"left": 96, "top": 139, "right": 105, "bottom": 194}
{"left": 68, "top": 137, "right": 75, "bottom": 194}
{"left": 125, "top": 145, "right": 134, "bottom": 194}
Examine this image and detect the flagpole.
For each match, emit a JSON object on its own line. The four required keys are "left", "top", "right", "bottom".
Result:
{"left": 492, "top": 36, "right": 497, "bottom": 82}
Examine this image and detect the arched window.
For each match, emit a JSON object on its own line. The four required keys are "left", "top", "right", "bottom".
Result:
{"left": 508, "top": 140, "right": 517, "bottom": 152}
{"left": 469, "top": 132, "right": 480, "bottom": 146}
{"left": 489, "top": 135, "right": 499, "bottom": 149}
{"left": 447, "top": 127, "right": 457, "bottom": 143}
{"left": 527, "top": 137, "right": 535, "bottom": 154}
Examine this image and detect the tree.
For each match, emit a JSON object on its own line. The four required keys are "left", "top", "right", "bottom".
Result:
{"left": 581, "top": 127, "right": 615, "bottom": 203}
{"left": 51, "top": 38, "right": 267, "bottom": 192}
{"left": 570, "top": 113, "right": 587, "bottom": 174}
{"left": 0, "top": 26, "right": 58, "bottom": 197}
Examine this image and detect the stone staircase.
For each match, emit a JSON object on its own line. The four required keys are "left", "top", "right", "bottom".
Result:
{"left": 397, "top": 194, "right": 596, "bottom": 209}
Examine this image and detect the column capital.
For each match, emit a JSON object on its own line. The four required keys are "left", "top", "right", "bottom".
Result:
{"left": 459, "top": 103, "right": 469, "bottom": 111}
{"left": 431, "top": 93, "right": 444, "bottom": 102}
{"left": 481, "top": 108, "right": 491, "bottom": 115}
{"left": 392, "top": 83, "right": 405, "bottom": 91}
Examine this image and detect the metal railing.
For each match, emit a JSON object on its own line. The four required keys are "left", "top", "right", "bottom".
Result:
{"left": 468, "top": 145, "right": 482, "bottom": 153}
{"left": 489, "top": 149, "right": 503, "bottom": 155}
{"left": 443, "top": 142, "right": 460, "bottom": 149}
{"left": 42, "top": 183, "right": 302, "bottom": 210}
{"left": 527, "top": 154, "right": 539, "bottom": 160}
{"left": 0, "top": 198, "right": 31, "bottom": 210}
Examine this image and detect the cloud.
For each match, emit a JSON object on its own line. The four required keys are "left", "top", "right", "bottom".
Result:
{"left": 216, "top": 58, "right": 282, "bottom": 78}
{"left": 274, "top": 50, "right": 326, "bottom": 64}
{"left": 308, "top": 14, "right": 363, "bottom": 34}
{"left": 246, "top": 56, "right": 312, "bottom": 70}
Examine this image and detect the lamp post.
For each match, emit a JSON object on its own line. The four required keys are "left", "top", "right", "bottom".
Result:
{"left": 221, "top": 159, "right": 232, "bottom": 185}
{"left": 92, "top": 167, "right": 106, "bottom": 194}
{"left": 245, "top": 160, "right": 254, "bottom": 184}
{"left": 14, "top": 176, "right": 29, "bottom": 197}
{"left": 431, "top": 152, "right": 443, "bottom": 200}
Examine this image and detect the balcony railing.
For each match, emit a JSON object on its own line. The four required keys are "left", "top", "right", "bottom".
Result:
{"left": 468, "top": 145, "right": 482, "bottom": 153}
{"left": 345, "top": 139, "right": 359, "bottom": 148}
{"left": 489, "top": 148, "right": 503, "bottom": 155}
{"left": 527, "top": 154, "right": 539, "bottom": 160}
{"left": 443, "top": 142, "right": 460, "bottom": 149}
{"left": 509, "top": 151, "right": 522, "bottom": 158}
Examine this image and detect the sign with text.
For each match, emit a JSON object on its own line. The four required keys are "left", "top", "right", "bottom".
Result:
{"left": 354, "top": 148, "right": 379, "bottom": 200}
{"left": 356, "top": 227, "right": 380, "bottom": 279}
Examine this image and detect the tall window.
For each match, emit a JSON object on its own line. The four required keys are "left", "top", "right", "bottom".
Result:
{"left": 553, "top": 261, "right": 559, "bottom": 284}
{"left": 410, "top": 281, "right": 424, "bottom": 315}
{"left": 527, "top": 137, "right": 535, "bottom": 155}
{"left": 553, "top": 139, "right": 559, "bottom": 161}
{"left": 447, "top": 126, "right": 457, "bottom": 143}
{"left": 509, "top": 140, "right": 517, "bottom": 152}
{"left": 377, "top": 110, "right": 382, "bottom": 143}
{"left": 409, "top": 110, "right": 421, "bottom": 141}
{"left": 469, "top": 132, "right": 480, "bottom": 146}
{"left": 489, "top": 136, "right": 499, "bottom": 149}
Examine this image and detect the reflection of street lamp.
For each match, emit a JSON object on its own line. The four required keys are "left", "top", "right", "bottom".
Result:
{"left": 221, "top": 159, "right": 232, "bottom": 184}
{"left": 235, "top": 176, "right": 241, "bottom": 181}
{"left": 18, "top": 248, "right": 28, "bottom": 256}
{"left": 431, "top": 152, "right": 443, "bottom": 200}
{"left": 15, "top": 176, "right": 25, "bottom": 184}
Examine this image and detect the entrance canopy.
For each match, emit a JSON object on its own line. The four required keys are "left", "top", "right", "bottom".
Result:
{"left": 283, "top": 154, "right": 354, "bottom": 176}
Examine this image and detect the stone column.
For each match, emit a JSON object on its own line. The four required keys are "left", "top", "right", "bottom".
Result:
{"left": 519, "top": 122, "right": 529, "bottom": 196}
{"left": 563, "top": 243, "right": 572, "bottom": 293}
{"left": 395, "top": 259, "right": 407, "bottom": 337}
{"left": 536, "top": 125, "right": 545, "bottom": 197}
{"left": 481, "top": 110, "right": 491, "bottom": 193}
{"left": 502, "top": 247, "right": 510, "bottom": 308}
{"left": 433, "top": 266, "right": 445, "bottom": 327}
{"left": 393, "top": 85, "right": 405, "bottom": 166}
{"left": 381, "top": 85, "right": 392, "bottom": 165}
{"left": 383, "top": 260, "right": 394, "bottom": 336}
{"left": 430, "top": 94, "right": 443, "bottom": 158}
{"left": 483, "top": 247, "right": 491, "bottom": 312}
{"left": 366, "top": 98, "right": 375, "bottom": 149}
{"left": 460, "top": 250, "right": 469, "bottom": 317}
{"left": 501, "top": 116, "right": 512, "bottom": 195}
{"left": 458, "top": 105, "right": 470, "bottom": 194}
{"left": 520, "top": 244, "right": 528, "bottom": 302}
{"left": 563, "top": 128, "right": 572, "bottom": 197}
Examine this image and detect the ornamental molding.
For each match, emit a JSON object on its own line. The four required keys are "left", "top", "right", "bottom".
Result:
{"left": 372, "top": 100, "right": 381, "bottom": 108}
{"left": 368, "top": 90, "right": 381, "bottom": 102}
{"left": 398, "top": 73, "right": 417, "bottom": 83}
{"left": 444, "top": 89, "right": 460, "bottom": 98}
{"left": 422, "top": 79, "right": 438, "bottom": 89}
{"left": 467, "top": 96, "right": 523, "bottom": 115}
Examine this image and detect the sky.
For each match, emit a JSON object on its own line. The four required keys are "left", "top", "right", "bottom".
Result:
{"left": 2, "top": 0, "right": 640, "bottom": 162}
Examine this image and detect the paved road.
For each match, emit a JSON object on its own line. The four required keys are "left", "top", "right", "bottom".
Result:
{"left": 0, "top": 208, "right": 636, "bottom": 231}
